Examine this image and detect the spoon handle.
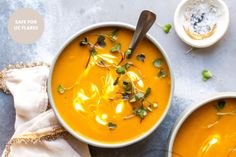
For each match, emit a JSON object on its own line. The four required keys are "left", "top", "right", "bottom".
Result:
{"left": 126, "top": 10, "right": 156, "bottom": 58}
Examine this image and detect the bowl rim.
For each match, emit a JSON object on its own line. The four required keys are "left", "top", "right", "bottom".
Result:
{"left": 174, "top": 0, "right": 230, "bottom": 48}
{"left": 167, "top": 92, "right": 236, "bottom": 157}
{"left": 48, "top": 21, "right": 175, "bottom": 148}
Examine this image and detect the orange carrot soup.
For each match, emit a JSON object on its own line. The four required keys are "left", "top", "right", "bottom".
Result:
{"left": 173, "top": 99, "right": 236, "bottom": 157}
{"left": 52, "top": 27, "right": 171, "bottom": 144}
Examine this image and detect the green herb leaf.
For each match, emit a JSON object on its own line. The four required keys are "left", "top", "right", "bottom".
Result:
{"left": 116, "top": 66, "right": 125, "bottom": 74}
{"left": 108, "top": 122, "right": 117, "bottom": 130}
{"left": 133, "top": 107, "right": 147, "bottom": 119}
{"left": 125, "top": 49, "right": 132, "bottom": 59}
{"left": 202, "top": 70, "right": 213, "bottom": 81}
{"left": 215, "top": 101, "right": 226, "bottom": 111}
{"left": 135, "top": 92, "right": 144, "bottom": 100}
{"left": 57, "top": 85, "right": 65, "bottom": 94}
{"left": 111, "top": 43, "right": 121, "bottom": 52}
{"left": 123, "top": 80, "right": 132, "bottom": 91}
{"left": 163, "top": 24, "right": 172, "bottom": 33}
{"left": 153, "top": 59, "right": 163, "bottom": 68}
{"left": 136, "top": 54, "right": 145, "bottom": 62}
{"left": 96, "top": 35, "right": 106, "bottom": 47}
{"left": 80, "top": 37, "right": 89, "bottom": 46}
{"left": 124, "top": 63, "right": 131, "bottom": 70}
{"left": 110, "top": 29, "right": 119, "bottom": 41}
{"left": 144, "top": 87, "right": 151, "bottom": 98}
{"left": 158, "top": 69, "right": 166, "bottom": 78}
{"left": 90, "top": 47, "right": 97, "bottom": 56}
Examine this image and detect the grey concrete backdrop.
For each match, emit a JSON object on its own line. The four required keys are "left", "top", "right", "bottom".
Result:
{"left": 0, "top": 0, "right": 236, "bottom": 156}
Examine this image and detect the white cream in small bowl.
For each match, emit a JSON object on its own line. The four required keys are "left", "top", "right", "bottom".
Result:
{"left": 174, "top": 0, "right": 230, "bottom": 48}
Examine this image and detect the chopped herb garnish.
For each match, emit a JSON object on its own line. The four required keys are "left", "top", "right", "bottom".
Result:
{"left": 215, "top": 101, "right": 226, "bottom": 111}
{"left": 202, "top": 70, "right": 213, "bottom": 81}
{"left": 80, "top": 37, "right": 89, "bottom": 46}
{"left": 57, "top": 85, "right": 65, "bottom": 94}
{"left": 144, "top": 87, "right": 151, "bottom": 98}
{"left": 124, "top": 63, "right": 131, "bottom": 70}
{"left": 108, "top": 122, "right": 117, "bottom": 130}
{"left": 153, "top": 103, "right": 158, "bottom": 108}
{"left": 133, "top": 107, "right": 147, "bottom": 119}
{"left": 123, "top": 80, "right": 132, "bottom": 91}
{"left": 125, "top": 49, "right": 132, "bottom": 59}
{"left": 111, "top": 43, "right": 121, "bottom": 52}
{"left": 116, "top": 66, "right": 125, "bottom": 74}
{"left": 90, "top": 47, "right": 97, "bottom": 56}
{"left": 153, "top": 59, "right": 163, "bottom": 68}
{"left": 135, "top": 92, "right": 144, "bottom": 100}
{"left": 113, "top": 77, "right": 120, "bottom": 86}
{"left": 110, "top": 29, "right": 119, "bottom": 41}
{"left": 163, "top": 24, "right": 172, "bottom": 33}
{"left": 158, "top": 69, "right": 166, "bottom": 78}
{"left": 136, "top": 54, "right": 145, "bottom": 62}
{"left": 96, "top": 35, "right": 106, "bottom": 47}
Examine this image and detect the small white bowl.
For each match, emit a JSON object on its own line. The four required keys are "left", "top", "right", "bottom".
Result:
{"left": 174, "top": 0, "right": 230, "bottom": 48}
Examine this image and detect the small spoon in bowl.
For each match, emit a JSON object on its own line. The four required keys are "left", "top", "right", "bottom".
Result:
{"left": 125, "top": 10, "right": 156, "bottom": 59}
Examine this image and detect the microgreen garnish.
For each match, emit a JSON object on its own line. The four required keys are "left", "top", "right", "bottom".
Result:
{"left": 79, "top": 37, "right": 89, "bottom": 46}
{"left": 153, "top": 59, "right": 163, "bottom": 68}
{"left": 135, "top": 92, "right": 145, "bottom": 100}
{"left": 158, "top": 69, "right": 166, "bottom": 78}
{"left": 108, "top": 122, "right": 117, "bottom": 130}
{"left": 125, "top": 49, "right": 132, "bottom": 59}
{"left": 215, "top": 101, "right": 226, "bottom": 111}
{"left": 123, "top": 80, "right": 132, "bottom": 92}
{"left": 57, "top": 85, "right": 65, "bottom": 94}
{"left": 96, "top": 35, "right": 106, "bottom": 47}
{"left": 111, "top": 43, "right": 121, "bottom": 52}
{"left": 77, "top": 30, "right": 162, "bottom": 123}
{"left": 116, "top": 66, "right": 125, "bottom": 74}
{"left": 113, "top": 77, "right": 120, "bottom": 86}
{"left": 133, "top": 107, "right": 147, "bottom": 120}
{"left": 202, "top": 70, "right": 213, "bottom": 81}
{"left": 110, "top": 29, "right": 119, "bottom": 41}
{"left": 136, "top": 54, "right": 145, "bottom": 62}
{"left": 90, "top": 47, "right": 97, "bottom": 56}
{"left": 124, "top": 62, "right": 131, "bottom": 70}
{"left": 163, "top": 24, "right": 172, "bottom": 33}
{"left": 144, "top": 87, "right": 151, "bottom": 98}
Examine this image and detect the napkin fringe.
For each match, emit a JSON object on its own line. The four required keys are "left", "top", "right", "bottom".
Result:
{"left": 0, "top": 62, "right": 49, "bottom": 94}
{"left": 4, "top": 127, "right": 67, "bottom": 157}
{"left": 0, "top": 71, "right": 8, "bottom": 94}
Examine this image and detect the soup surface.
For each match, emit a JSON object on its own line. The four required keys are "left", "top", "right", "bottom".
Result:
{"left": 52, "top": 27, "right": 171, "bottom": 144}
{"left": 173, "top": 98, "right": 236, "bottom": 157}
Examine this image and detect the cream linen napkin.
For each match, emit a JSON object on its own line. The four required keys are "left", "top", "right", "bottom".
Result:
{"left": 0, "top": 62, "right": 91, "bottom": 157}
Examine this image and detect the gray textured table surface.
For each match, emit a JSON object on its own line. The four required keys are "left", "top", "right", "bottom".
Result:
{"left": 0, "top": 0, "right": 236, "bottom": 156}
